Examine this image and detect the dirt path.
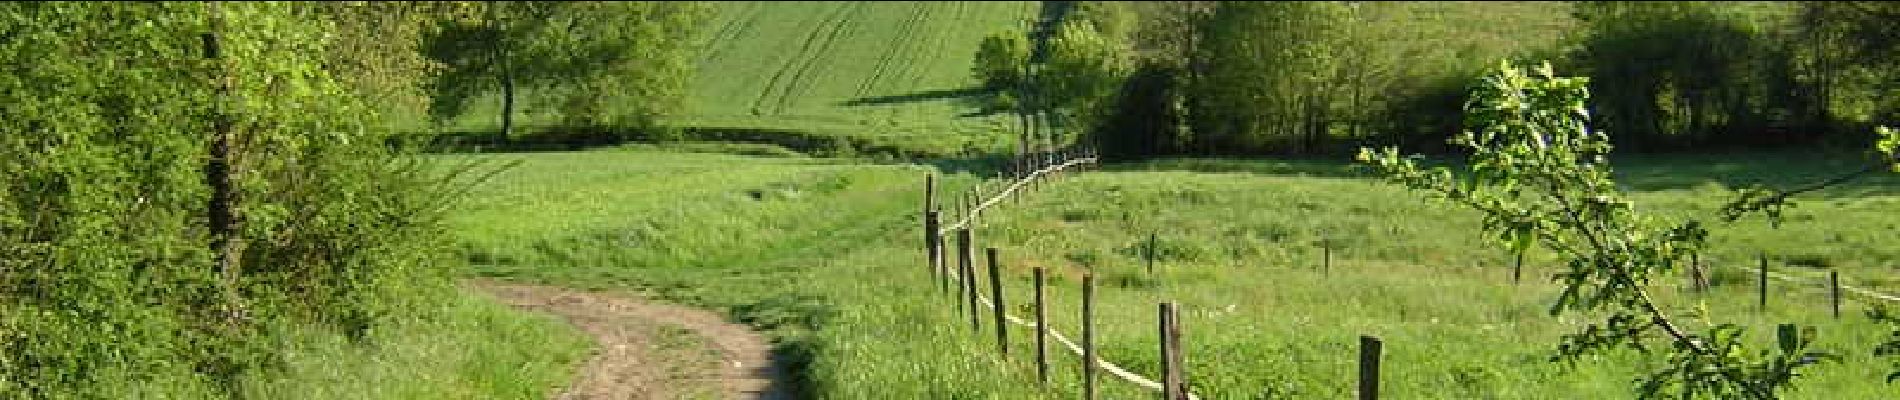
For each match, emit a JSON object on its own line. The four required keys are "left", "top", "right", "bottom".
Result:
{"left": 470, "top": 280, "right": 792, "bottom": 400}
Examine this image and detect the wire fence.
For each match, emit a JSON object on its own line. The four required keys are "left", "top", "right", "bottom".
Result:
{"left": 913, "top": 146, "right": 1898, "bottom": 399}
{"left": 918, "top": 146, "right": 1385, "bottom": 399}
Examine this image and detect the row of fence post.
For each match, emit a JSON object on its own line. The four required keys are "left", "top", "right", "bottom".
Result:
{"left": 947, "top": 146, "right": 1097, "bottom": 226}
{"left": 1688, "top": 251, "right": 1846, "bottom": 319}
{"left": 925, "top": 154, "right": 1877, "bottom": 399}
{"left": 1589, "top": 247, "right": 1853, "bottom": 319}
{"left": 924, "top": 145, "right": 1900, "bottom": 400}
{"left": 919, "top": 151, "right": 1388, "bottom": 399}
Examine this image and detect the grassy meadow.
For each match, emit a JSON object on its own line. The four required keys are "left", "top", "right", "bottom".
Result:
{"left": 419, "top": 2, "right": 1900, "bottom": 398}
{"left": 439, "top": 146, "right": 1900, "bottom": 398}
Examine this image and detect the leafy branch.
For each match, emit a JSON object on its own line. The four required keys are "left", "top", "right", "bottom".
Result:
{"left": 1721, "top": 126, "right": 1900, "bottom": 227}
{"left": 1357, "top": 61, "right": 1844, "bottom": 398}
{"left": 1716, "top": 125, "right": 1900, "bottom": 385}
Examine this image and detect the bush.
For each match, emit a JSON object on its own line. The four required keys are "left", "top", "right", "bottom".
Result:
{"left": 0, "top": 3, "right": 480, "bottom": 395}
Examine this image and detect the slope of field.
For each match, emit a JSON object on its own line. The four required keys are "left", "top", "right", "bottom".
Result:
{"left": 970, "top": 152, "right": 1900, "bottom": 399}
{"left": 675, "top": 1, "right": 1039, "bottom": 157}
{"left": 439, "top": 147, "right": 1900, "bottom": 398}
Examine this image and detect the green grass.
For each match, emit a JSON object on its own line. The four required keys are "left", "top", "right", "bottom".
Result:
{"left": 233, "top": 290, "right": 592, "bottom": 399}
{"left": 441, "top": 147, "right": 1900, "bottom": 398}
{"left": 412, "top": 2, "right": 1900, "bottom": 398}
{"left": 74, "top": 284, "right": 591, "bottom": 399}
{"left": 673, "top": 1, "right": 1039, "bottom": 156}
{"left": 969, "top": 150, "right": 1900, "bottom": 398}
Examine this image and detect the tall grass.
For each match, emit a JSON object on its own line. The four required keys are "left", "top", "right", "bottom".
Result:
{"left": 234, "top": 289, "right": 591, "bottom": 399}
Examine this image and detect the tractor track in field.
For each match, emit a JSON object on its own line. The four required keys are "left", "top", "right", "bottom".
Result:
{"left": 769, "top": 2, "right": 863, "bottom": 115}
{"left": 750, "top": 2, "right": 856, "bottom": 116}
{"left": 855, "top": 3, "right": 929, "bottom": 98}
{"left": 699, "top": 2, "right": 763, "bottom": 64}
{"left": 471, "top": 280, "right": 792, "bottom": 400}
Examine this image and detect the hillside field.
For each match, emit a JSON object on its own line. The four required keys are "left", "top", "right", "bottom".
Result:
{"left": 676, "top": 1, "right": 1036, "bottom": 156}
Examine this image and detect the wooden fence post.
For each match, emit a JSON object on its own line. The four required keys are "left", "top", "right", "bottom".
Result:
{"left": 927, "top": 210, "right": 943, "bottom": 293}
{"left": 1160, "top": 303, "right": 1186, "bottom": 400}
{"left": 987, "top": 247, "right": 1009, "bottom": 358}
{"left": 1513, "top": 251, "right": 1523, "bottom": 285}
{"left": 1083, "top": 273, "right": 1098, "bottom": 400}
{"left": 1758, "top": 252, "right": 1769, "bottom": 312}
{"left": 962, "top": 228, "right": 980, "bottom": 332}
{"left": 970, "top": 189, "right": 981, "bottom": 219}
{"left": 1689, "top": 252, "right": 1707, "bottom": 292}
{"left": 1147, "top": 232, "right": 1158, "bottom": 276}
{"left": 971, "top": 187, "right": 980, "bottom": 222}
{"left": 1048, "top": 150, "right": 1059, "bottom": 182}
{"left": 921, "top": 174, "right": 933, "bottom": 264}
{"left": 959, "top": 189, "right": 969, "bottom": 221}
{"left": 954, "top": 190, "right": 964, "bottom": 224}
{"left": 1034, "top": 267, "right": 1049, "bottom": 386}
{"left": 1013, "top": 160, "right": 1023, "bottom": 204}
{"left": 1831, "top": 270, "right": 1842, "bottom": 319}
{"left": 1323, "top": 239, "right": 1332, "bottom": 276}
{"left": 941, "top": 209, "right": 954, "bottom": 288}
{"left": 1021, "top": 158, "right": 1028, "bottom": 179}
{"left": 925, "top": 174, "right": 936, "bottom": 216}
{"left": 1359, "top": 335, "right": 1382, "bottom": 400}
{"left": 956, "top": 227, "right": 971, "bottom": 315}
{"left": 1028, "top": 158, "right": 1038, "bottom": 193}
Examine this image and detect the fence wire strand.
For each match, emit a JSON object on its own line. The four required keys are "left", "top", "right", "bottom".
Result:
{"left": 933, "top": 151, "right": 1202, "bottom": 399}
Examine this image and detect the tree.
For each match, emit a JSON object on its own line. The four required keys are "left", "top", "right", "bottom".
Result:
{"left": 1, "top": 2, "right": 492, "bottom": 394}
{"left": 424, "top": 1, "right": 706, "bottom": 138}
{"left": 976, "top": 8, "right": 1135, "bottom": 157}
{"left": 972, "top": 30, "right": 1030, "bottom": 110}
{"left": 1040, "top": 19, "right": 1132, "bottom": 148}
{"left": 1571, "top": 2, "right": 1782, "bottom": 149}
{"left": 1359, "top": 62, "right": 1873, "bottom": 398}
{"left": 1190, "top": 1, "right": 1350, "bottom": 154}
{"left": 314, "top": 1, "right": 471, "bottom": 132}
{"left": 1793, "top": 2, "right": 1900, "bottom": 138}
{"left": 1069, "top": 1, "right": 1137, "bottom": 47}
{"left": 972, "top": 29, "right": 1034, "bottom": 158}
{"left": 1803, "top": 2, "right": 1900, "bottom": 67}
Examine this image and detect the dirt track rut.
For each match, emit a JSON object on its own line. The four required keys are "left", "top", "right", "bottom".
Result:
{"left": 472, "top": 280, "right": 792, "bottom": 400}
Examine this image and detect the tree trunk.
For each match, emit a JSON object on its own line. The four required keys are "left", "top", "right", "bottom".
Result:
{"left": 1814, "top": 27, "right": 1833, "bottom": 133}
{"left": 203, "top": 1, "right": 243, "bottom": 320}
{"left": 501, "top": 58, "right": 515, "bottom": 138}
{"left": 1019, "top": 64, "right": 1032, "bottom": 159}
{"left": 490, "top": 1, "right": 515, "bottom": 139}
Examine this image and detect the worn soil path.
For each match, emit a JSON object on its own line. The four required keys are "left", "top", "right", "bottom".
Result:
{"left": 470, "top": 280, "right": 792, "bottom": 400}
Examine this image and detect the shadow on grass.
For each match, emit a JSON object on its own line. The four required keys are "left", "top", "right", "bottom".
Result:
{"left": 1096, "top": 155, "right": 1379, "bottom": 180}
{"left": 837, "top": 87, "right": 988, "bottom": 107}
{"left": 1087, "top": 149, "right": 1899, "bottom": 199}
{"left": 1609, "top": 149, "right": 1900, "bottom": 198}
{"left": 406, "top": 124, "right": 962, "bottom": 161}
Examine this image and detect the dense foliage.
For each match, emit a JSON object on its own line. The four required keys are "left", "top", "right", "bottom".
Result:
{"left": 0, "top": 2, "right": 662, "bottom": 396}
{"left": 1060, "top": 1, "right": 1900, "bottom": 158}
{"left": 424, "top": 1, "right": 707, "bottom": 139}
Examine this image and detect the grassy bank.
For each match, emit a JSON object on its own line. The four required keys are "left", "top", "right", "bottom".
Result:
{"left": 234, "top": 290, "right": 591, "bottom": 399}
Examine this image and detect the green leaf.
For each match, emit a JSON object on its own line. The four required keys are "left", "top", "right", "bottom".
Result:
{"left": 1877, "top": 126, "right": 1899, "bottom": 172}
{"left": 1777, "top": 324, "right": 1799, "bottom": 354}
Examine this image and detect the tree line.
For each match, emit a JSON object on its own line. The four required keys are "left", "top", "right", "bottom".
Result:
{"left": 976, "top": 1, "right": 1900, "bottom": 159}
{"left": 0, "top": 2, "right": 701, "bottom": 396}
